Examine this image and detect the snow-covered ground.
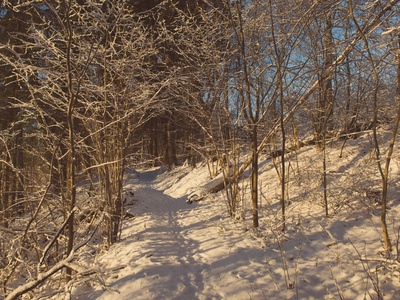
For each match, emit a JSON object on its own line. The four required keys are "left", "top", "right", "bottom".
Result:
{"left": 75, "top": 133, "right": 400, "bottom": 300}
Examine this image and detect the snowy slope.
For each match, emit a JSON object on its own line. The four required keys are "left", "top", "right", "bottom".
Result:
{"left": 76, "top": 133, "right": 400, "bottom": 300}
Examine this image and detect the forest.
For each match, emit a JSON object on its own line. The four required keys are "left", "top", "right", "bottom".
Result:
{"left": 1, "top": 0, "right": 400, "bottom": 298}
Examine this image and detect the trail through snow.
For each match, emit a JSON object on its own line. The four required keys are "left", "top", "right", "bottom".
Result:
{"left": 79, "top": 137, "right": 400, "bottom": 300}
{"left": 85, "top": 167, "right": 270, "bottom": 300}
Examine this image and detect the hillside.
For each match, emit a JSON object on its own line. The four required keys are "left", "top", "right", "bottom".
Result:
{"left": 69, "top": 132, "right": 400, "bottom": 300}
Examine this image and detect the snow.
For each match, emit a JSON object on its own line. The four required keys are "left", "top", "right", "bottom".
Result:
{"left": 74, "top": 133, "right": 399, "bottom": 300}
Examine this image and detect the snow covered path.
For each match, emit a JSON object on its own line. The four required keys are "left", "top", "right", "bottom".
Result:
{"left": 81, "top": 159, "right": 400, "bottom": 300}
{"left": 86, "top": 168, "right": 270, "bottom": 300}
{"left": 93, "top": 187, "right": 210, "bottom": 299}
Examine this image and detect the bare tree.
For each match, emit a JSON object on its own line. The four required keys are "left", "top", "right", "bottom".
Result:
{"left": 348, "top": 0, "right": 400, "bottom": 251}
{"left": 0, "top": 0, "right": 179, "bottom": 296}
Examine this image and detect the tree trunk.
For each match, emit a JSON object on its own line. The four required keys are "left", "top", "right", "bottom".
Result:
{"left": 14, "top": 122, "right": 24, "bottom": 214}
{"left": 315, "top": 9, "right": 333, "bottom": 150}
{"left": 251, "top": 125, "right": 259, "bottom": 228}
{"left": 349, "top": 0, "right": 393, "bottom": 251}
{"left": 378, "top": 34, "right": 400, "bottom": 252}
{"left": 164, "top": 119, "right": 176, "bottom": 170}
{"left": 65, "top": 0, "right": 77, "bottom": 280}
{"left": 1, "top": 165, "right": 10, "bottom": 228}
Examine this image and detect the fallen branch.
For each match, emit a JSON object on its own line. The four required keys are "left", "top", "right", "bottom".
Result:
{"left": 38, "top": 207, "right": 78, "bottom": 268}
{"left": 5, "top": 250, "right": 76, "bottom": 300}
{"left": 5, "top": 212, "right": 104, "bottom": 300}
{"left": 187, "top": 172, "right": 227, "bottom": 202}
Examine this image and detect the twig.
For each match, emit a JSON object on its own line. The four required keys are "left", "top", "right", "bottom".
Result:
{"left": 38, "top": 207, "right": 78, "bottom": 268}
{"left": 5, "top": 249, "right": 76, "bottom": 300}
{"left": 349, "top": 239, "right": 383, "bottom": 300}
{"left": 329, "top": 265, "right": 346, "bottom": 300}
{"left": 6, "top": 212, "right": 104, "bottom": 300}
